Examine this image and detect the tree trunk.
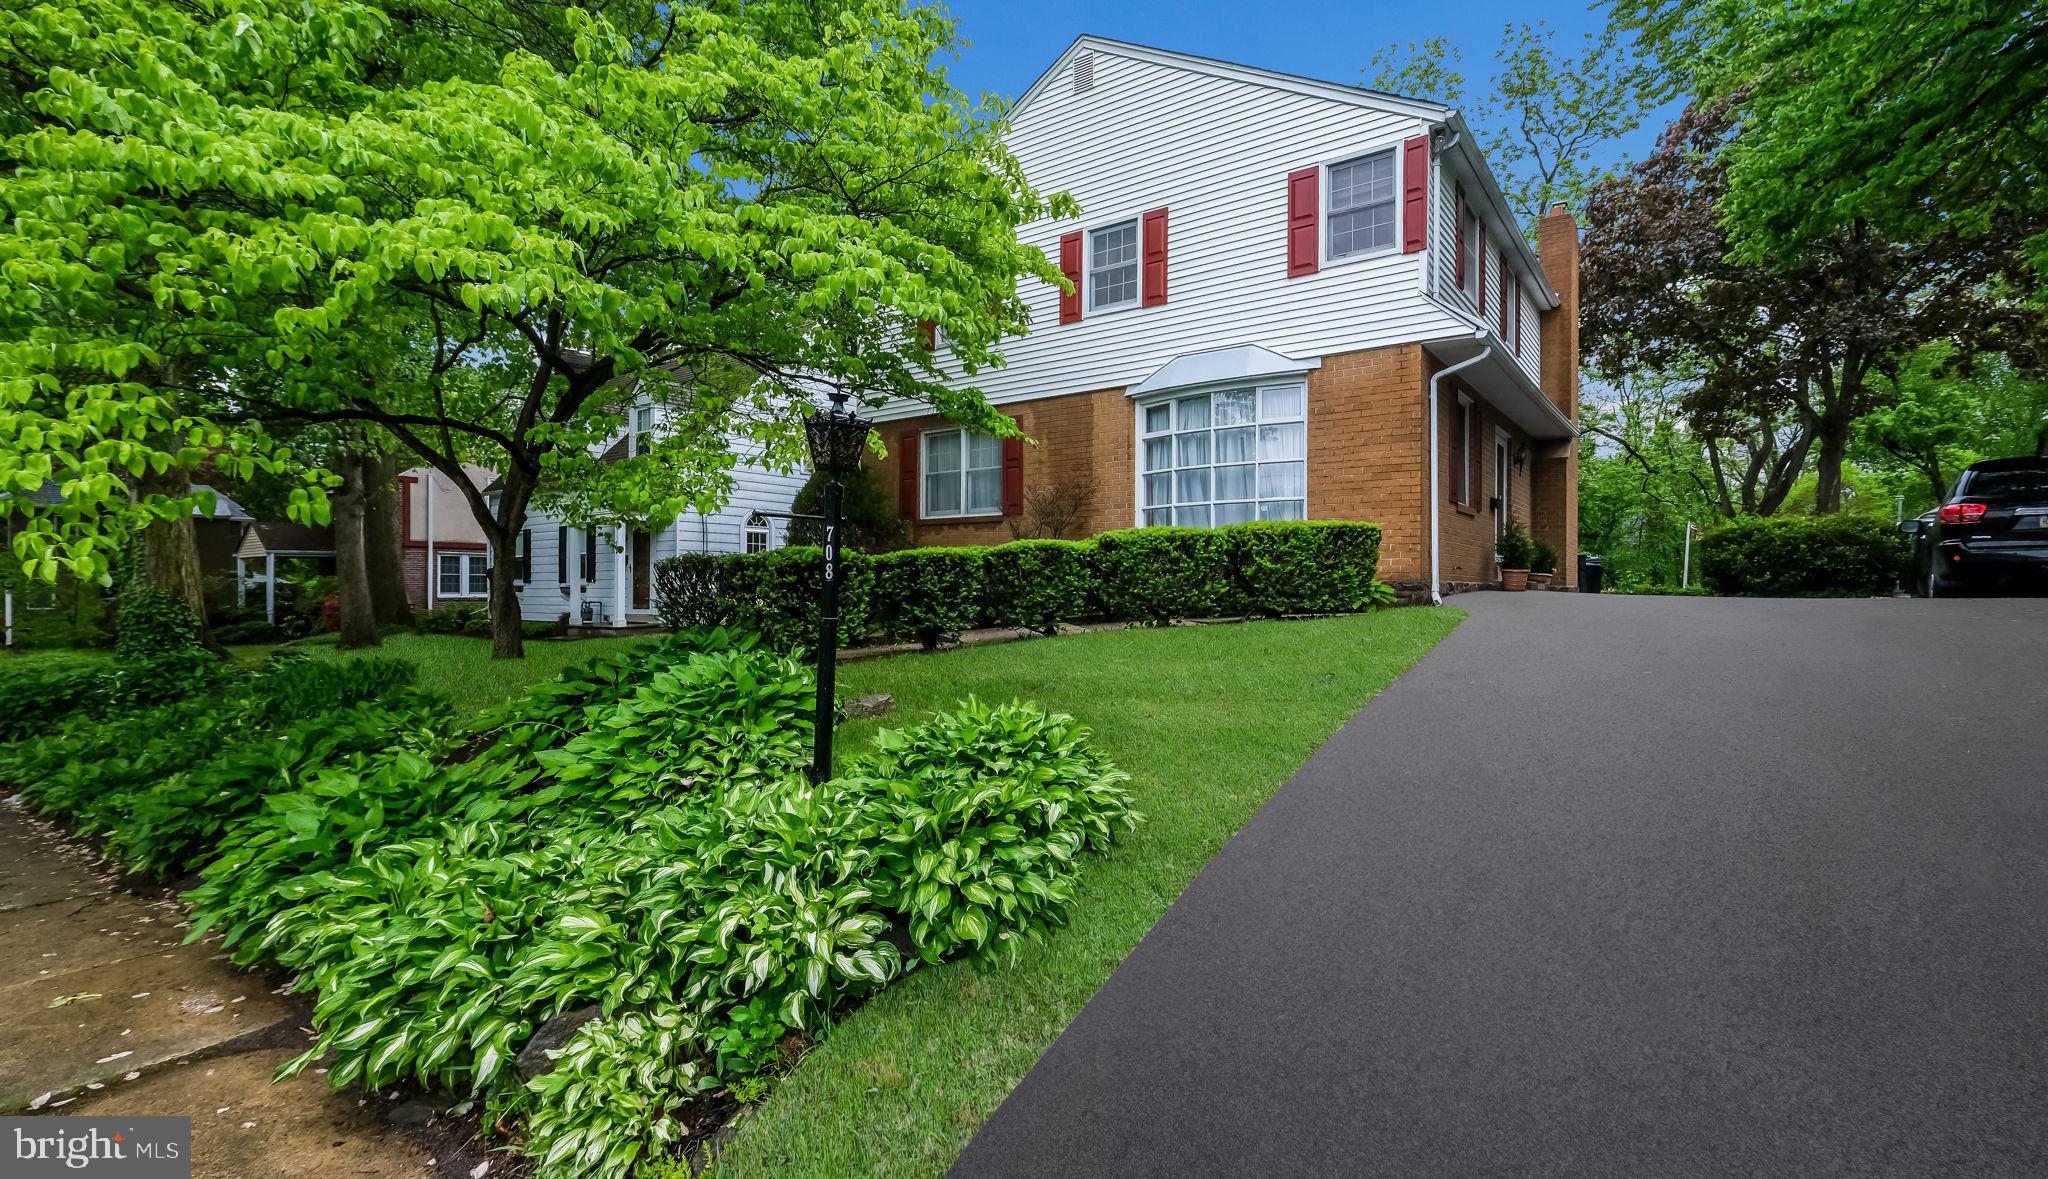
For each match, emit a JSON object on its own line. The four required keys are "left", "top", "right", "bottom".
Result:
{"left": 1811, "top": 413, "right": 1852, "bottom": 514}
{"left": 135, "top": 460, "right": 219, "bottom": 652}
{"left": 487, "top": 477, "right": 532, "bottom": 660}
{"left": 362, "top": 451, "right": 414, "bottom": 627}
{"left": 332, "top": 450, "right": 380, "bottom": 649}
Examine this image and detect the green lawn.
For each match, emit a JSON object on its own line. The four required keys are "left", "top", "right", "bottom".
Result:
{"left": 227, "top": 632, "right": 655, "bottom": 716}
{"left": 719, "top": 609, "right": 1461, "bottom": 1178}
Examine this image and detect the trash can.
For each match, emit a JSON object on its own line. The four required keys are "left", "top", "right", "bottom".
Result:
{"left": 1577, "top": 554, "right": 1604, "bottom": 593}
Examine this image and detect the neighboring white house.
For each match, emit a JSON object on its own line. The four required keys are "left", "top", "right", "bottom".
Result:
{"left": 497, "top": 398, "right": 807, "bottom": 629}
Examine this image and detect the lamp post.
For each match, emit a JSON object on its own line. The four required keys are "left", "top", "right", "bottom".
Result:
{"left": 787, "top": 389, "right": 871, "bottom": 783}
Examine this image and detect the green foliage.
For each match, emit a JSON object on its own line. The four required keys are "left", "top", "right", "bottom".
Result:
{"left": 0, "top": 658, "right": 103, "bottom": 743}
{"left": 104, "top": 587, "right": 228, "bottom": 709}
{"left": 981, "top": 540, "right": 1097, "bottom": 634}
{"left": 654, "top": 548, "right": 875, "bottom": 655}
{"left": 1090, "top": 528, "right": 1235, "bottom": 623}
{"left": 787, "top": 466, "right": 906, "bottom": 552}
{"left": 525, "top": 1009, "right": 717, "bottom": 1178}
{"left": 1698, "top": 516, "right": 1906, "bottom": 597}
{"left": 1366, "top": 23, "right": 1655, "bottom": 229}
{"left": 419, "top": 603, "right": 492, "bottom": 635}
{"left": 1529, "top": 539, "right": 1558, "bottom": 575}
{"left": 868, "top": 548, "right": 986, "bottom": 650}
{"left": 1494, "top": 522, "right": 1537, "bottom": 570}
{"left": 1224, "top": 522, "right": 1385, "bottom": 616}
{"left": 847, "top": 699, "right": 1139, "bottom": 966}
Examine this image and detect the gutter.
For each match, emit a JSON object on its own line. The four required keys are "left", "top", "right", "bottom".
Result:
{"left": 1428, "top": 342, "right": 1492, "bottom": 606}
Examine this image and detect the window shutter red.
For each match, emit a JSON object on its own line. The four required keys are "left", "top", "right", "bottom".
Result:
{"left": 1476, "top": 224, "right": 1487, "bottom": 314}
{"left": 1141, "top": 208, "right": 1168, "bottom": 306}
{"left": 1057, "top": 232, "right": 1083, "bottom": 323}
{"left": 1286, "top": 167, "right": 1319, "bottom": 277}
{"left": 1499, "top": 266, "right": 1510, "bottom": 336}
{"left": 1448, "top": 398, "right": 1467, "bottom": 504}
{"left": 916, "top": 319, "right": 936, "bottom": 351}
{"left": 1402, "top": 135, "right": 1429, "bottom": 253}
{"left": 896, "top": 429, "right": 919, "bottom": 518}
{"left": 1000, "top": 418, "right": 1025, "bottom": 515}
{"left": 1454, "top": 188, "right": 1467, "bottom": 286}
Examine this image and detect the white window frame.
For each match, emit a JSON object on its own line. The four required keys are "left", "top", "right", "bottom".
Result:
{"left": 438, "top": 551, "right": 490, "bottom": 599}
{"left": 919, "top": 427, "right": 1004, "bottom": 520}
{"left": 1322, "top": 144, "right": 1401, "bottom": 265}
{"left": 743, "top": 521, "right": 773, "bottom": 554}
{"left": 1454, "top": 393, "right": 1475, "bottom": 507}
{"left": 631, "top": 404, "right": 655, "bottom": 457}
{"left": 1085, "top": 216, "right": 1141, "bottom": 314}
{"left": 1132, "top": 381, "right": 1310, "bottom": 528}
{"left": 1460, "top": 204, "right": 1482, "bottom": 305}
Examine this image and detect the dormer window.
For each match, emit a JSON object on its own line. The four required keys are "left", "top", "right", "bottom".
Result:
{"left": 1089, "top": 220, "right": 1139, "bottom": 311}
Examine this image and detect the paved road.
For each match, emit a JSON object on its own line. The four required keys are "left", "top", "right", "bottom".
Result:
{"left": 954, "top": 593, "right": 2048, "bottom": 1177}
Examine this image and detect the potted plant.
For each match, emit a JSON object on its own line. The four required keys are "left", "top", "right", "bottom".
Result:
{"left": 1496, "top": 522, "right": 1534, "bottom": 592}
{"left": 1529, "top": 540, "right": 1557, "bottom": 589}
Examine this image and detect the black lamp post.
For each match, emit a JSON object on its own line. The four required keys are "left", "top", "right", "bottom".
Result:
{"left": 798, "top": 389, "right": 870, "bottom": 783}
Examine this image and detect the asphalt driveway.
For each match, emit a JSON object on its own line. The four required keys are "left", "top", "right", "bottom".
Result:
{"left": 954, "top": 592, "right": 2048, "bottom": 1177}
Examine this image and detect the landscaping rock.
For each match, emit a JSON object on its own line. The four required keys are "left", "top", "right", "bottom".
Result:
{"left": 843, "top": 693, "right": 896, "bottom": 719}
{"left": 515, "top": 1005, "right": 602, "bottom": 1079}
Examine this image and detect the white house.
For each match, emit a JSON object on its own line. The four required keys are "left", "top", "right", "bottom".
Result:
{"left": 863, "top": 36, "right": 1582, "bottom": 599}
{"left": 498, "top": 398, "right": 807, "bottom": 629}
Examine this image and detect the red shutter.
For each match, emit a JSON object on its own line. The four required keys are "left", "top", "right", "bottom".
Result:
{"left": 1286, "top": 167, "right": 1319, "bottom": 277}
{"left": 1057, "top": 231, "right": 1083, "bottom": 323}
{"left": 1402, "top": 135, "right": 1429, "bottom": 253}
{"left": 896, "top": 429, "right": 919, "bottom": 518}
{"left": 1141, "top": 207, "right": 1168, "bottom": 306}
{"left": 1000, "top": 416, "right": 1025, "bottom": 516}
{"left": 1448, "top": 397, "right": 1467, "bottom": 504}
{"left": 1453, "top": 189, "right": 1467, "bottom": 286}
{"left": 1499, "top": 266, "right": 1510, "bottom": 336}
{"left": 1476, "top": 223, "right": 1487, "bottom": 314}
{"left": 916, "top": 319, "right": 936, "bottom": 352}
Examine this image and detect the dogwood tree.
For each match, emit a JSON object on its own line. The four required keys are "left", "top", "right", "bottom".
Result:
{"left": 1, "top": 0, "right": 1073, "bottom": 656}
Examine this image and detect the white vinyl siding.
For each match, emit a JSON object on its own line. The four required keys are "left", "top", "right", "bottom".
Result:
{"left": 1139, "top": 383, "right": 1307, "bottom": 527}
{"left": 1326, "top": 150, "right": 1396, "bottom": 259}
{"left": 899, "top": 48, "right": 1464, "bottom": 409}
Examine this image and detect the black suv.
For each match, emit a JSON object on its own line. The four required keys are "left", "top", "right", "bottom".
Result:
{"left": 1903, "top": 457, "right": 2048, "bottom": 597}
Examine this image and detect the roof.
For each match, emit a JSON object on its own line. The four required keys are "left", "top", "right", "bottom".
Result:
{"left": 235, "top": 521, "right": 334, "bottom": 559}
{"left": 193, "top": 484, "right": 253, "bottom": 522}
{"left": 1128, "top": 345, "right": 1321, "bottom": 398}
{"left": 1012, "top": 35, "right": 1557, "bottom": 305}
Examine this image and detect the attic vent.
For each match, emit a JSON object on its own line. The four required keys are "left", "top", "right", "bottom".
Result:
{"left": 1071, "top": 51, "right": 1095, "bottom": 94}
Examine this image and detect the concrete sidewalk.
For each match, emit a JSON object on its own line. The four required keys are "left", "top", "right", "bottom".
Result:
{"left": 0, "top": 801, "right": 440, "bottom": 1178}
{"left": 954, "top": 593, "right": 2048, "bottom": 1177}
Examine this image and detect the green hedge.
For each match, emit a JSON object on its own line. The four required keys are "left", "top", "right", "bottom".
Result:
{"left": 1226, "top": 520, "right": 1390, "bottom": 615}
{"left": 1699, "top": 515, "right": 1907, "bottom": 597}
{"left": 655, "top": 545, "right": 874, "bottom": 654}
{"left": 655, "top": 521, "right": 1389, "bottom": 649}
{"left": 869, "top": 547, "right": 986, "bottom": 650}
{"left": 983, "top": 540, "right": 1097, "bottom": 634}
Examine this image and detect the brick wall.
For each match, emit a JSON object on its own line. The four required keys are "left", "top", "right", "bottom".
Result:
{"left": 402, "top": 544, "right": 428, "bottom": 611}
{"left": 1534, "top": 204, "right": 1582, "bottom": 585}
{"left": 1304, "top": 344, "right": 1427, "bottom": 582}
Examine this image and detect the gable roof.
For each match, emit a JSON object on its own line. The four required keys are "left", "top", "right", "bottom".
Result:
{"left": 1009, "top": 35, "right": 1557, "bottom": 305}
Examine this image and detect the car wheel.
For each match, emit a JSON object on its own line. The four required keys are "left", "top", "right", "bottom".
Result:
{"left": 1926, "top": 564, "right": 1959, "bottom": 598}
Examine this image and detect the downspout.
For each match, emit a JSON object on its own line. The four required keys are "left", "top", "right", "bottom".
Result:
{"left": 1428, "top": 343, "right": 1492, "bottom": 606}
{"left": 423, "top": 474, "right": 435, "bottom": 611}
{"left": 1426, "top": 128, "right": 1460, "bottom": 302}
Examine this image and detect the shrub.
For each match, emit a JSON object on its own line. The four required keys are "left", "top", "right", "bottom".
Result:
{"left": 982, "top": 540, "right": 1097, "bottom": 633}
{"left": 1699, "top": 515, "right": 1906, "bottom": 597}
{"left": 105, "top": 586, "right": 229, "bottom": 707}
{"left": 785, "top": 464, "right": 906, "bottom": 552}
{"left": 1223, "top": 521, "right": 1384, "bottom": 616}
{"left": 654, "top": 547, "right": 873, "bottom": 654}
{"left": 868, "top": 547, "right": 986, "bottom": 649}
{"left": 1091, "top": 527, "right": 1234, "bottom": 622}
{"left": 420, "top": 602, "right": 492, "bottom": 635}
{"left": 1494, "top": 522, "right": 1536, "bottom": 570}
{"left": 0, "top": 658, "right": 104, "bottom": 744}
{"left": 1530, "top": 539, "right": 1558, "bottom": 575}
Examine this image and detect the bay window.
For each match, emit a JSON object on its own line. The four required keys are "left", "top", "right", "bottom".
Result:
{"left": 1140, "top": 384, "right": 1307, "bottom": 527}
{"left": 922, "top": 428, "right": 1002, "bottom": 518}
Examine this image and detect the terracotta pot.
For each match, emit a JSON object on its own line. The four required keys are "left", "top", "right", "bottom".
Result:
{"left": 1529, "top": 571, "right": 1554, "bottom": 590}
{"left": 1501, "top": 568, "right": 1530, "bottom": 592}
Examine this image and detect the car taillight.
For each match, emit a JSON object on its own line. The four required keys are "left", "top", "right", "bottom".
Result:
{"left": 1938, "top": 502, "right": 1988, "bottom": 524}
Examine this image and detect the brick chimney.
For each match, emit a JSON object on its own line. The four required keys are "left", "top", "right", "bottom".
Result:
{"left": 1536, "top": 204, "right": 1580, "bottom": 423}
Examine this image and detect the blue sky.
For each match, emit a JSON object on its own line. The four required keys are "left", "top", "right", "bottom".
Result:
{"left": 935, "top": 0, "right": 1670, "bottom": 172}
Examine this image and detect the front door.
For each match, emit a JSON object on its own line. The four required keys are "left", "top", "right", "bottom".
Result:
{"left": 631, "top": 530, "right": 652, "bottom": 611}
